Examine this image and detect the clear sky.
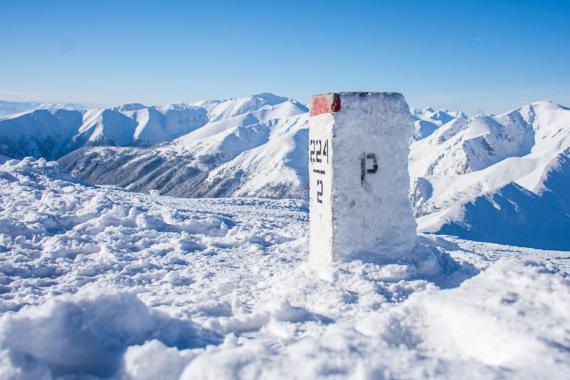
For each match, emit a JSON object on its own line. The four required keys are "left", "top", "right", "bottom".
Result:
{"left": 1, "top": 0, "right": 569, "bottom": 114}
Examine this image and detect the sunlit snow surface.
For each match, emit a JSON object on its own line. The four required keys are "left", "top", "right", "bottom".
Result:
{"left": 1, "top": 158, "right": 569, "bottom": 379}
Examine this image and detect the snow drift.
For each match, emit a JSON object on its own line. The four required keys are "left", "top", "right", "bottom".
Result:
{"left": 0, "top": 289, "right": 220, "bottom": 378}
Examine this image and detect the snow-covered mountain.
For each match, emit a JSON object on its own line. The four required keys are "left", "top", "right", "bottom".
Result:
{"left": 0, "top": 99, "right": 84, "bottom": 118}
{"left": 0, "top": 93, "right": 306, "bottom": 162}
{"left": 55, "top": 98, "right": 465, "bottom": 200}
{"left": 58, "top": 94, "right": 309, "bottom": 198}
{"left": 0, "top": 100, "right": 44, "bottom": 117}
{"left": 411, "top": 101, "right": 570, "bottom": 249}
{"left": 0, "top": 103, "right": 209, "bottom": 160}
{"left": 411, "top": 106, "right": 468, "bottom": 140}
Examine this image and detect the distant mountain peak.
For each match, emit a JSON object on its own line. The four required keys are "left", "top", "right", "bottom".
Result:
{"left": 250, "top": 93, "right": 299, "bottom": 107}
{"left": 115, "top": 103, "right": 147, "bottom": 112}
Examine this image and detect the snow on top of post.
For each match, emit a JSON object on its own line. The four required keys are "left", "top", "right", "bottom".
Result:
{"left": 310, "top": 93, "right": 341, "bottom": 116}
{"left": 310, "top": 92, "right": 406, "bottom": 117}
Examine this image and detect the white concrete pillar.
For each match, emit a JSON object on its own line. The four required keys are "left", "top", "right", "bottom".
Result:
{"left": 309, "top": 92, "right": 417, "bottom": 269}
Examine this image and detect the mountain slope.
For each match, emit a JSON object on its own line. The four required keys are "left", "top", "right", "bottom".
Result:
{"left": 0, "top": 105, "right": 209, "bottom": 160}
{"left": 193, "top": 114, "right": 309, "bottom": 198}
{"left": 411, "top": 107, "right": 467, "bottom": 140}
{"left": 424, "top": 182, "right": 570, "bottom": 250}
{"left": 59, "top": 94, "right": 309, "bottom": 198}
{"left": 0, "top": 93, "right": 306, "bottom": 161}
{"left": 0, "top": 109, "right": 84, "bottom": 160}
{"left": 411, "top": 101, "right": 570, "bottom": 248}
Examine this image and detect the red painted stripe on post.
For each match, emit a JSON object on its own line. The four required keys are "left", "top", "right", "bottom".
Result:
{"left": 310, "top": 93, "right": 341, "bottom": 116}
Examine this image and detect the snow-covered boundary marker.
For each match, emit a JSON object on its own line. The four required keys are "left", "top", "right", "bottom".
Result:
{"left": 309, "top": 92, "right": 417, "bottom": 269}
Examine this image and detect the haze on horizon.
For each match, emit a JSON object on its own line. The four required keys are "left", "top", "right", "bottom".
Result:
{"left": 1, "top": 0, "right": 569, "bottom": 114}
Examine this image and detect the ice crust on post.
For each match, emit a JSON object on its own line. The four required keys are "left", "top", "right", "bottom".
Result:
{"left": 309, "top": 92, "right": 417, "bottom": 268}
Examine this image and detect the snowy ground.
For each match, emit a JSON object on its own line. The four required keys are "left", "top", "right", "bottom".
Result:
{"left": 1, "top": 158, "right": 569, "bottom": 379}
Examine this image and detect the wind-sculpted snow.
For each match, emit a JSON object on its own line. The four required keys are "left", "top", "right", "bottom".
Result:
{"left": 0, "top": 158, "right": 569, "bottom": 379}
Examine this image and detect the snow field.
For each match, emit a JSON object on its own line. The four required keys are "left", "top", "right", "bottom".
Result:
{"left": 0, "top": 158, "right": 569, "bottom": 379}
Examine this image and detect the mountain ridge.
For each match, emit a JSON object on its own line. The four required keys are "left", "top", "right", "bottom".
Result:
{"left": 1, "top": 95, "right": 568, "bottom": 249}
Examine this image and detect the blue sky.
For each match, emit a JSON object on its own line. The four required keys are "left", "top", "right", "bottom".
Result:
{"left": 1, "top": 0, "right": 569, "bottom": 114}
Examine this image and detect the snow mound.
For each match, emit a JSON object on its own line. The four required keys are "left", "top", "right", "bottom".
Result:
{"left": 0, "top": 289, "right": 220, "bottom": 378}
{"left": 358, "top": 259, "right": 570, "bottom": 376}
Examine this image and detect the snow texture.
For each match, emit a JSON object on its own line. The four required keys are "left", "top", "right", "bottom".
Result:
{"left": 0, "top": 158, "right": 569, "bottom": 379}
